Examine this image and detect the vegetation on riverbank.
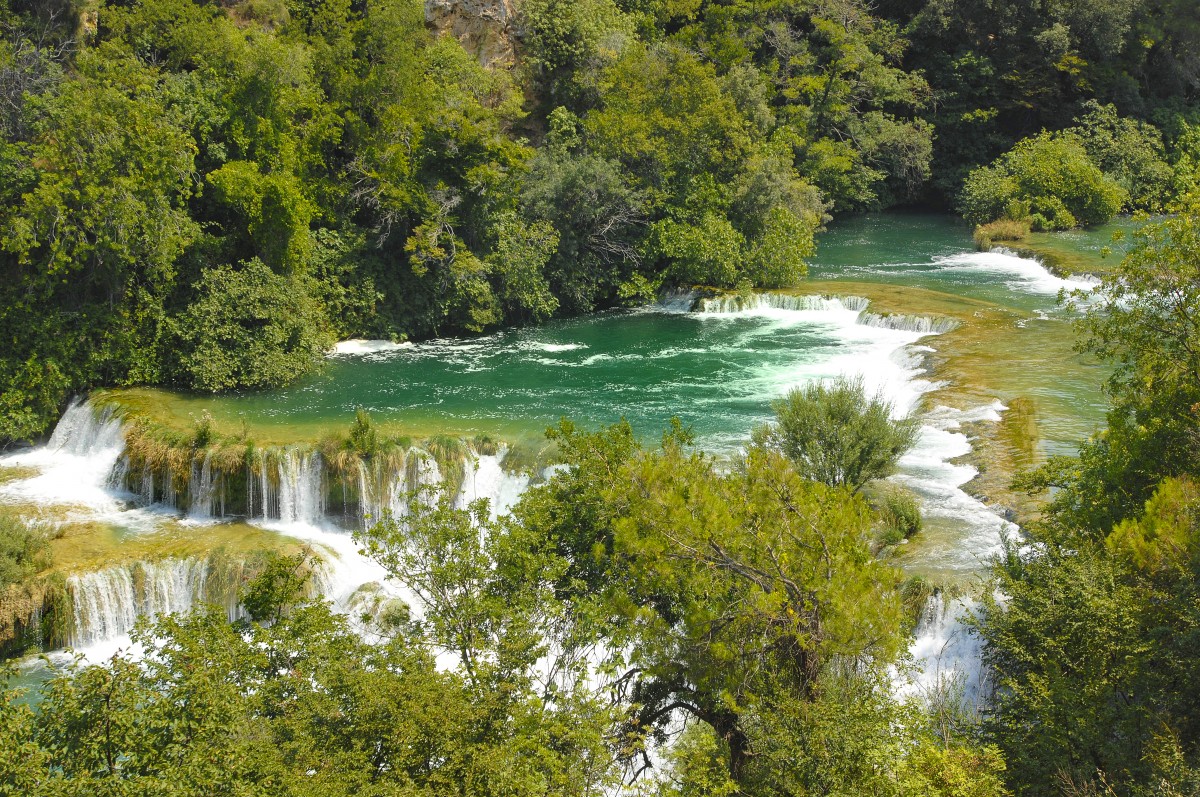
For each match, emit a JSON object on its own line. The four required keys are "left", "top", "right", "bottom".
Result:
{"left": 0, "top": 0, "right": 1197, "bottom": 442}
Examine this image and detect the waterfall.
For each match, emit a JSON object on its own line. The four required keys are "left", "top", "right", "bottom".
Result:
{"left": 857, "top": 312, "right": 959, "bottom": 335}
{"left": 695, "top": 292, "right": 957, "bottom": 336}
{"left": 656, "top": 288, "right": 698, "bottom": 313}
{"left": 187, "top": 453, "right": 222, "bottom": 520}
{"left": 46, "top": 398, "right": 126, "bottom": 457}
{"left": 697, "top": 293, "right": 870, "bottom": 314}
{"left": 355, "top": 450, "right": 415, "bottom": 528}
{"left": 456, "top": 447, "right": 532, "bottom": 518}
{"left": 276, "top": 449, "right": 325, "bottom": 526}
{"left": 907, "top": 592, "right": 986, "bottom": 706}
{"left": 68, "top": 559, "right": 212, "bottom": 648}
{"left": 0, "top": 398, "right": 129, "bottom": 511}
{"left": 138, "top": 465, "right": 155, "bottom": 506}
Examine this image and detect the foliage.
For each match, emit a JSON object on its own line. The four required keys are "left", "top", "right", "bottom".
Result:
{"left": 958, "top": 132, "right": 1126, "bottom": 229}
{"left": 754, "top": 376, "right": 919, "bottom": 492}
{"left": 1017, "top": 201, "right": 1200, "bottom": 535}
{"left": 873, "top": 482, "right": 924, "bottom": 543}
{"left": 977, "top": 485, "right": 1200, "bottom": 796}
{"left": 239, "top": 549, "right": 313, "bottom": 624}
{"left": 174, "top": 258, "right": 334, "bottom": 392}
{"left": 0, "top": 510, "right": 48, "bottom": 590}
{"left": 1069, "top": 102, "right": 1175, "bottom": 213}
{"left": 973, "top": 219, "right": 1030, "bottom": 250}
{"left": 516, "top": 420, "right": 918, "bottom": 788}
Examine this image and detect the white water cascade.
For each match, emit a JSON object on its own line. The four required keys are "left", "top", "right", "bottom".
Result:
{"left": 68, "top": 558, "right": 214, "bottom": 648}
{"left": 455, "top": 446, "right": 531, "bottom": 518}
{"left": 907, "top": 593, "right": 988, "bottom": 706}
{"left": 187, "top": 454, "right": 223, "bottom": 521}
{"left": 277, "top": 450, "right": 325, "bottom": 525}
{"left": 698, "top": 292, "right": 870, "bottom": 314}
{"left": 0, "top": 398, "right": 129, "bottom": 512}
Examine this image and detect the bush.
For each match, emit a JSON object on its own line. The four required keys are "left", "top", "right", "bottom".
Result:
{"left": 959, "top": 132, "right": 1126, "bottom": 229}
{"left": 174, "top": 259, "right": 334, "bottom": 392}
{"left": 754, "top": 376, "right": 919, "bottom": 492}
{"left": 1070, "top": 102, "right": 1175, "bottom": 213}
{"left": 0, "top": 510, "right": 50, "bottom": 590}
{"left": 974, "top": 218, "right": 1031, "bottom": 250}
{"left": 874, "top": 483, "right": 923, "bottom": 543}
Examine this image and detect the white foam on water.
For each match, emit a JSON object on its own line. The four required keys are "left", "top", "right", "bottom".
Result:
{"left": 521, "top": 341, "right": 588, "bottom": 353}
{"left": 329, "top": 339, "right": 414, "bottom": 355}
{"left": 935, "top": 250, "right": 1099, "bottom": 296}
{"left": 893, "top": 401, "right": 1016, "bottom": 573}
{"left": 693, "top": 294, "right": 939, "bottom": 421}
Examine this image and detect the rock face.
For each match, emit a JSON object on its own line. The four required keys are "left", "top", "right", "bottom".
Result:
{"left": 425, "top": 0, "right": 521, "bottom": 69}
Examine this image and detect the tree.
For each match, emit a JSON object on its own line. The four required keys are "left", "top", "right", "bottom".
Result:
{"left": 958, "top": 131, "right": 1127, "bottom": 229}
{"left": 754, "top": 376, "right": 919, "bottom": 492}
{"left": 517, "top": 421, "right": 909, "bottom": 788}
{"left": 174, "top": 258, "right": 333, "bottom": 392}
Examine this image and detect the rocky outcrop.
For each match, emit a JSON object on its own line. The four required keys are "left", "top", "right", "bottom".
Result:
{"left": 425, "top": 0, "right": 521, "bottom": 69}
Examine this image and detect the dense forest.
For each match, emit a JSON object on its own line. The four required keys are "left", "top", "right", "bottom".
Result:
{"left": 4, "top": 0, "right": 1200, "bottom": 794}
{"left": 0, "top": 0, "right": 1198, "bottom": 441}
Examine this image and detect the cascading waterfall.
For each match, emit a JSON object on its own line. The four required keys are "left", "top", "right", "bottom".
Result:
{"left": 696, "top": 291, "right": 957, "bottom": 335}
{"left": 0, "top": 398, "right": 130, "bottom": 511}
{"left": 276, "top": 449, "right": 325, "bottom": 526}
{"left": 187, "top": 453, "right": 223, "bottom": 520}
{"left": 697, "top": 292, "right": 871, "bottom": 314}
{"left": 68, "top": 559, "right": 212, "bottom": 648}
{"left": 456, "top": 446, "right": 531, "bottom": 518}
{"left": 858, "top": 312, "right": 959, "bottom": 334}
{"left": 907, "top": 592, "right": 987, "bottom": 706}
{"left": 46, "top": 398, "right": 126, "bottom": 457}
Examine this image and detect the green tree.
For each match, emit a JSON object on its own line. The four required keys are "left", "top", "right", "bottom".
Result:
{"left": 518, "top": 421, "right": 909, "bottom": 787}
{"left": 959, "top": 132, "right": 1127, "bottom": 229}
{"left": 174, "top": 258, "right": 333, "bottom": 392}
{"left": 1070, "top": 102, "right": 1175, "bottom": 212}
{"left": 754, "top": 376, "right": 919, "bottom": 492}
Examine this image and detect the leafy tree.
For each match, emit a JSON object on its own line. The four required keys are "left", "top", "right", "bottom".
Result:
{"left": 488, "top": 213, "right": 560, "bottom": 325}
{"left": 978, "top": 476, "right": 1200, "bottom": 795}
{"left": 1070, "top": 102, "right": 1175, "bottom": 212}
{"left": 959, "top": 132, "right": 1126, "bottom": 229}
{"left": 240, "top": 549, "right": 314, "bottom": 624}
{"left": 518, "top": 421, "right": 909, "bottom": 787}
{"left": 520, "top": 0, "right": 634, "bottom": 107}
{"left": 753, "top": 376, "right": 919, "bottom": 492}
{"left": 174, "top": 258, "right": 333, "bottom": 392}
{"left": 520, "top": 147, "right": 646, "bottom": 313}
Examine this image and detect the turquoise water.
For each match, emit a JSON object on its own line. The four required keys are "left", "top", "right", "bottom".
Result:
{"left": 178, "top": 302, "right": 919, "bottom": 451}
{"left": 133, "top": 214, "right": 1109, "bottom": 456}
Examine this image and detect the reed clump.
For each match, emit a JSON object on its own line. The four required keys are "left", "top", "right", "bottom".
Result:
{"left": 974, "top": 218, "right": 1031, "bottom": 249}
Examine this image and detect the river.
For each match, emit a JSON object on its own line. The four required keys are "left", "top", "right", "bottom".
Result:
{"left": 0, "top": 212, "right": 1121, "bottom": 698}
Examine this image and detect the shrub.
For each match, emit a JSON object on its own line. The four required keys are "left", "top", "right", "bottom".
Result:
{"left": 754, "top": 376, "right": 919, "bottom": 492}
{"left": 0, "top": 510, "right": 50, "bottom": 590}
{"left": 974, "top": 218, "right": 1031, "bottom": 249}
{"left": 959, "top": 132, "right": 1126, "bottom": 229}
{"left": 874, "top": 483, "right": 923, "bottom": 542}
